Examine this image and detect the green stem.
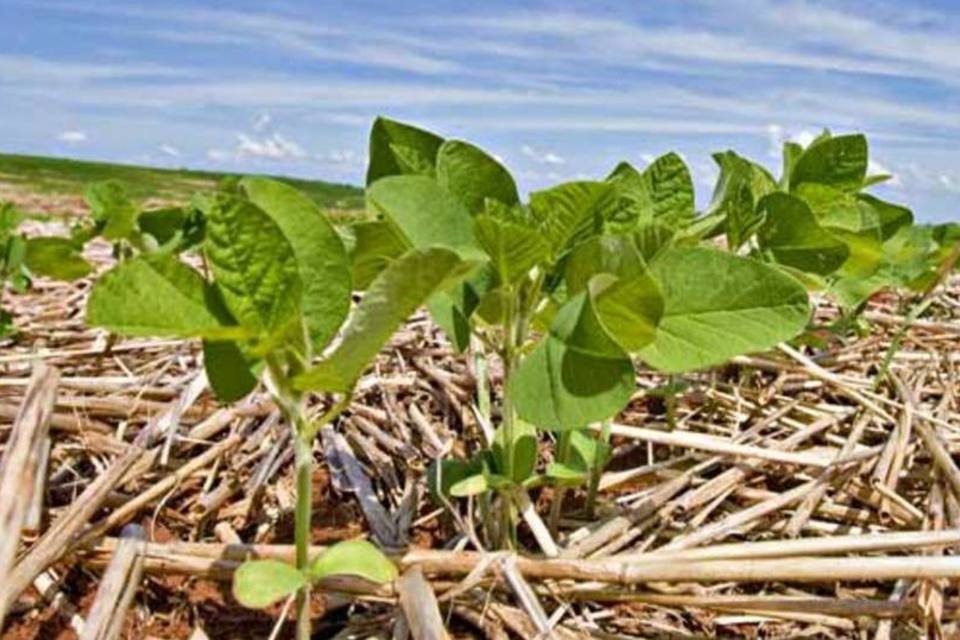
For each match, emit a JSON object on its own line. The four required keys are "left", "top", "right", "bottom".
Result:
{"left": 293, "top": 433, "right": 313, "bottom": 640}
{"left": 585, "top": 423, "right": 611, "bottom": 520}
{"left": 548, "top": 431, "right": 572, "bottom": 536}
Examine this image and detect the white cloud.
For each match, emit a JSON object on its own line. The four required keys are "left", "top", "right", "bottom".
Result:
{"left": 206, "top": 148, "right": 230, "bottom": 162}
{"left": 520, "top": 144, "right": 565, "bottom": 165}
{"left": 57, "top": 130, "right": 87, "bottom": 143}
{"left": 158, "top": 143, "right": 181, "bottom": 158}
{"left": 235, "top": 133, "right": 306, "bottom": 160}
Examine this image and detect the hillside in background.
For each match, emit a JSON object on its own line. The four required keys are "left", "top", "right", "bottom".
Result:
{"left": 0, "top": 152, "right": 365, "bottom": 211}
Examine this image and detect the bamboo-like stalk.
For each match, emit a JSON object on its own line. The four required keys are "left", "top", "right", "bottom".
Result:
{"left": 80, "top": 524, "right": 145, "bottom": 640}
{"left": 0, "top": 363, "right": 58, "bottom": 627}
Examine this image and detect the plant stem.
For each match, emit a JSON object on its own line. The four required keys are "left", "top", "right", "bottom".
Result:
{"left": 548, "top": 430, "right": 572, "bottom": 537}
{"left": 585, "top": 423, "right": 611, "bottom": 520}
{"left": 293, "top": 433, "right": 312, "bottom": 640}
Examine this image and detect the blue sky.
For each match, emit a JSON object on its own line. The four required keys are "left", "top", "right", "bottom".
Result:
{"left": 0, "top": 1, "right": 958, "bottom": 222}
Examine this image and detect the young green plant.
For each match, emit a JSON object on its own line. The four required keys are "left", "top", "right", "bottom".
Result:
{"left": 356, "top": 117, "right": 813, "bottom": 550}
{"left": 85, "top": 176, "right": 475, "bottom": 639}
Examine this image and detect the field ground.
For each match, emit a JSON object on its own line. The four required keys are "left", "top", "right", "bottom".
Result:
{"left": 0, "top": 153, "right": 365, "bottom": 216}
{"left": 1, "top": 169, "right": 960, "bottom": 639}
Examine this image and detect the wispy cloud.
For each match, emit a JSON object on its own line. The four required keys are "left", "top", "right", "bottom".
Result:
{"left": 57, "top": 130, "right": 87, "bottom": 143}
{"left": 520, "top": 145, "right": 565, "bottom": 165}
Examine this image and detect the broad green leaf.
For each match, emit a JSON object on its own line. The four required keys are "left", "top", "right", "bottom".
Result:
{"left": 367, "top": 176, "right": 481, "bottom": 258}
{"left": 202, "top": 193, "right": 302, "bottom": 340}
{"left": 240, "top": 177, "right": 351, "bottom": 352}
{"left": 858, "top": 194, "right": 913, "bottom": 241}
{"left": 474, "top": 214, "right": 549, "bottom": 284}
{"left": 24, "top": 237, "right": 92, "bottom": 280}
{"left": 85, "top": 180, "right": 138, "bottom": 241}
{"left": 436, "top": 140, "right": 519, "bottom": 213}
{"left": 366, "top": 116, "right": 444, "bottom": 185}
{"left": 295, "top": 248, "right": 476, "bottom": 393}
{"left": 564, "top": 234, "right": 645, "bottom": 295}
{"left": 87, "top": 254, "right": 242, "bottom": 339}
{"left": 633, "top": 222, "right": 676, "bottom": 262}
{"left": 308, "top": 539, "right": 397, "bottom": 584}
{"left": 137, "top": 206, "right": 204, "bottom": 251}
{"left": 639, "top": 152, "right": 696, "bottom": 228}
{"left": 757, "top": 193, "right": 849, "bottom": 275}
{"left": 511, "top": 291, "right": 634, "bottom": 431}
{"left": 638, "top": 248, "right": 810, "bottom": 373}
{"left": 232, "top": 560, "right": 305, "bottom": 609}
{"left": 708, "top": 151, "right": 775, "bottom": 250}
{"left": 203, "top": 340, "right": 259, "bottom": 402}
{"left": 590, "top": 272, "right": 663, "bottom": 351}
{"left": 604, "top": 161, "right": 644, "bottom": 230}
{"left": 348, "top": 220, "right": 408, "bottom": 289}
{"left": 529, "top": 181, "right": 615, "bottom": 254}
{"left": 789, "top": 133, "right": 867, "bottom": 192}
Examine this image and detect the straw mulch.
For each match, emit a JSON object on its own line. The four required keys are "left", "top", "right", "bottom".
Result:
{"left": 2, "top": 217, "right": 959, "bottom": 639}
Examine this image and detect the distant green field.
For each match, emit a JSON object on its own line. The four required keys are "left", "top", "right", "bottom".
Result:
{"left": 0, "top": 153, "right": 365, "bottom": 211}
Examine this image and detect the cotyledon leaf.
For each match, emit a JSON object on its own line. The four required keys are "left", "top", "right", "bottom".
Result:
{"left": 294, "top": 248, "right": 477, "bottom": 393}
{"left": 202, "top": 193, "right": 302, "bottom": 340}
{"left": 232, "top": 560, "right": 306, "bottom": 609}
{"left": 86, "top": 254, "right": 246, "bottom": 340}
{"left": 308, "top": 539, "right": 397, "bottom": 584}
{"left": 240, "top": 177, "right": 351, "bottom": 352}
{"left": 638, "top": 247, "right": 810, "bottom": 373}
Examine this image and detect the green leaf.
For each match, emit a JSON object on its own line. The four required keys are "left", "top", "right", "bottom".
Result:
{"left": 474, "top": 214, "right": 549, "bottom": 284}
{"left": 449, "top": 473, "right": 489, "bottom": 497}
{"left": 564, "top": 234, "right": 645, "bottom": 295}
{"left": 427, "top": 457, "right": 483, "bottom": 503}
{"left": 530, "top": 181, "right": 615, "bottom": 254}
{"left": 203, "top": 340, "right": 259, "bottom": 402}
{"left": 295, "top": 248, "right": 476, "bottom": 393}
{"left": 308, "top": 539, "right": 397, "bottom": 584}
{"left": 639, "top": 152, "right": 696, "bottom": 228}
{"left": 367, "top": 116, "right": 444, "bottom": 185}
{"left": 0, "top": 202, "right": 25, "bottom": 238}
{"left": 708, "top": 151, "right": 775, "bottom": 250}
{"left": 427, "top": 263, "right": 497, "bottom": 352}
{"left": 202, "top": 193, "right": 302, "bottom": 340}
{"left": 87, "top": 254, "right": 242, "bottom": 339}
{"left": 789, "top": 133, "right": 867, "bottom": 192}
{"left": 545, "top": 462, "right": 587, "bottom": 485}
{"left": 348, "top": 220, "right": 408, "bottom": 289}
{"left": 633, "top": 222, "right": 676, "bottom": 262}
{"left": 232, "top": 559, "right": 305, "bottom": 609}
{"left": 240, "top": 177, "right": 352, "bottom": 352}
{"left": 638, "top": 248, "right": 810, "bottom": 373}
{"left": 511, "top": 291, "right": 634, "bottom": 431}
{"left": 436, "top": 140, "right": 519, "bottom": 213}
{"left": 493, "top": 419, "right": 538, "bottom": 484}
{"left": 757, "top": 193, "right": 849, "bottom": 275}
{"left": 367, "top": 176, "right": 482, "bottom": 258}
{"left": 590, "top": 272, "right": 663, "bottom": 351}
{"left": 85, "top": 181, "right": 139, "bottom": 241}
{"left": 568, "top": 429, "right": 611, "bottom": 472}
{"left": 858, "top": 194, "right": 913, "bottom": 241}
{"left": 24, "top": 237, "right": 92, "bottom": 281}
